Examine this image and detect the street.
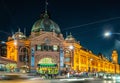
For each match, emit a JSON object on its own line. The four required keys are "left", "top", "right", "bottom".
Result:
{"left": 0, "top": 78, "right": 120, "bottom": 83}
{"left": 1, "top": 73, "right": 120, "bottom": 83}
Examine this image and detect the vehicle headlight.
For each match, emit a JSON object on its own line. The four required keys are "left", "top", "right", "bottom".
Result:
{"left": 108, "top": 76, "right": 111, "bottom": 79}
{"left": 112, "top": 76, "right": 116, "bottom": 80}
{"left": 103, "top": 76, "right": 107, "bottom": 79}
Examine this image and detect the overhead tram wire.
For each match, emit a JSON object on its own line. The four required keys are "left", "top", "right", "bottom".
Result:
{"left": 0, "top": 30, "right": 11, "bottom": 41}
{"left": 0, "top": 30, "right": 11, "bottom": 36}
{"left": 63, "top": 16, "right": 120, "bottom": 31}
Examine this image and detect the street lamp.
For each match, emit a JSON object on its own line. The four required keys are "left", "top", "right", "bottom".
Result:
{"left": 25, "top": 49, "right": 28, "bottom": 66}
{"left": 103, "top": 31, "right": 120, "bottom": 74}
{"left": 69, "top": 45, "right": 74, "bottom": 70}
{"left": 104, "top": 31, "right": 120, "bottom": 38}
{"left": 104, "top": 31, "right": 112, "bottom": 37}
{"left": 88, "top": 58, "right": 93, "bottom": 72}
{"left": 69, "top": 45, "right": 74, "bottom": 50}
{"left": 14, "top": 40, "right": 17, "bottom": 46}
{"left": 25, "top": 48, "right": 28, "bottom": 73}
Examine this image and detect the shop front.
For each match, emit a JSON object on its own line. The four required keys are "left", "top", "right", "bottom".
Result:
{"left": 37, "top": 58, "right": 59, "bottom": 75}
{"left": 37, "top": 64, "right": 58, "bottom": 75}
{"left": 5, "top": 63, "right": 17, "bottom": 72}
{"left": 0, "top": 57, "right": 17, "bottom": 72}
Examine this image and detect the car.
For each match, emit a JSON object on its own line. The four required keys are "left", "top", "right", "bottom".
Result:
{"left": 103, "top": 75, "right": 112, "bottom": 80}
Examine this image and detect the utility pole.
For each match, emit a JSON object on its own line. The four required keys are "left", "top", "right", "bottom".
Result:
{"left": 25, "top": 48, "right": 28, "bottom": 73}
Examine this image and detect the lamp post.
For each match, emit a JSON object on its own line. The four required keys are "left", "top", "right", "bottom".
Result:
{"left": 88, "top": 58, "right": 93, "bottom": 77}
{"left": 88, "top": 58, "right": 93, "bottom": 72}
{"left": 59, "top": 47, "right": 64, "bottom": 75}
{"left": 25, "top": 48, "right": 28, "bottom": 73}
{"left": 103, "top": 31, "right": 120, "bottom": 74}
{"left": 69, "top": 45, "right": 74, "bottom": 70}
{"left": 14, "top": 40, "right": 18, "bottom": 72}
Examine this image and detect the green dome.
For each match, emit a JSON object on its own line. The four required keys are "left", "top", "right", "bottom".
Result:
{"left": 31, "top": 13, "right": 61, "bottom": 34}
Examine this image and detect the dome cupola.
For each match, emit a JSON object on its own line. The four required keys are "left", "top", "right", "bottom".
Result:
{"left": 65, "top": 33, "right": 76, "bottom": 41}
{"left": 12, "top": 29, "right": 26, "bottom": 40}
{"left": 31, "top": 13, "right": 61, "bottom": 34}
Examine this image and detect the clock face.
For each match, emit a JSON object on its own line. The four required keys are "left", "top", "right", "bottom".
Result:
{"left": 44, "top": 38, "right": 50, "bottom": 44}
{"left": 65, "top": 50, "right": 70, "bottom": 54}
{"left": 53, "top": 45, "right": 58, "bottom": 51}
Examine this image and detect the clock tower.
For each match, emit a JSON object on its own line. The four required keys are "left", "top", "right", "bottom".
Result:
{"left": 112, "top": 50, "right": 118, "bottom": 64}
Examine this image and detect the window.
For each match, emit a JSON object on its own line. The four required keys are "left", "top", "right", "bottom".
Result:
{"left": 37, "top": 45, "right": 41, "bottom": 50}
{"left": 35, "top": 45, "right": 37, "bottom": 51}
{"left": 41, "top": 45, "right": 44, "bottom": 51}
{"left": 49, "top": 46, "right": 53, "bottom": 51}
{"left": 19, "top": 55, "right": 23, "bottom": 62}
{"left": 44, "top": 38, "right": 50, "bottom": 44}
{"left": 76, "top": 58, "right": 79, "bottom": 63}
{"left": 44, "top": 45, "right": 49, "bottom": 51}
{"left": 65, "top": 58, "right": 70, "bottom": 62}
{"left": 53, "top": 45, "right": 58, "bottom": 51}
{"left": 65, "top": 50, "right": 70, "bottom": 54}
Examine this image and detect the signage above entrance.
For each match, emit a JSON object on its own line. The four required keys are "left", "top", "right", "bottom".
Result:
{"left": 37, "top": 64, "right": 57, "bottom": 67}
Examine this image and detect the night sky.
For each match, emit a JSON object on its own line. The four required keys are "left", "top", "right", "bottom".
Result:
{"left": 0, "top": 0, "right": 120, "bottom": 63}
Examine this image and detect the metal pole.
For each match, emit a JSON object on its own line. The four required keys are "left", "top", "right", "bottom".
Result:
{"left": 115, "top": 64, "right": 116, "bottom": 74}
{"left": 72, "top": 49, "right": 73, "bottom": 70}
{"left": 25, "top": 49, "right": 27, "bottom": 72}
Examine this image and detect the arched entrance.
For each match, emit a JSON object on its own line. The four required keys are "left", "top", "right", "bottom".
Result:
{"left": 37, "top": 58, "right": 59, "bottom": 75}
{"left": 19, "top": 47, "right": 30, "bottom": 73}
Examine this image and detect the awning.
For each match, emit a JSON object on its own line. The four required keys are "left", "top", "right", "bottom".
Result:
{"left": 37, "top": 64, "right": 57, "bottom": 67}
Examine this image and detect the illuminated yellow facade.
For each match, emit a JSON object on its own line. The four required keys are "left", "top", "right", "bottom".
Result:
{"left": 63, "top": 33, "right": 120, "bottom": 74}
{"left": 6, "top": 40, "right": 18, "bottom": 61}
{"left": 6, "top": 30, "right": 30, "bottom": 70}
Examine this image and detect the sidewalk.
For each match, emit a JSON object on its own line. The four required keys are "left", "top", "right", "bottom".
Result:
{"left": 56, "top": 75, "right": 66, "bottom": 79}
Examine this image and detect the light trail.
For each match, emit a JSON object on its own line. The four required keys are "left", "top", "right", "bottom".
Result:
{"left": 63, "top": 17, "right": 120, "bottom": 30}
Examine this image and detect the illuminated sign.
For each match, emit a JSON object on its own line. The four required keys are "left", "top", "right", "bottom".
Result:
{"left": 60, "top": 48, "right": 64, "bottom": 68}
{"left": 37, "top": 64, "right": 57, "bottom": 67}
{"left": 31, "top": 47, "right": 35, "bottom": 67}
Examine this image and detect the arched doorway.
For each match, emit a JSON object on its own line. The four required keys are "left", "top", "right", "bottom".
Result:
{"left": 19, "top": 47, "right": 30, "bottom": 73}
{"left": 37, "top": 58, "right": 59, "bottom": 75}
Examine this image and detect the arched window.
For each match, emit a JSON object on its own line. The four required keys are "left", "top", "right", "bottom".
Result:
{"left": 19, "top": 48, "right": 29, "bottom": 62}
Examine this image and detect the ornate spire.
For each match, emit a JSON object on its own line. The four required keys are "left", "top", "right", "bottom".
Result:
{"left": 70, "top": 32, "right": 72, "bottom": 37}
{"left": 66, "top": 32, "right": 68, "bottom": 37}
{"left": 24, "top": 28, "right": 26, "bottom": 36}
{"left": 45, "top": 0, "right": 48, "bottom": 14}
{"left": 18, "top": 28, "right": 21, "bottom": 32}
